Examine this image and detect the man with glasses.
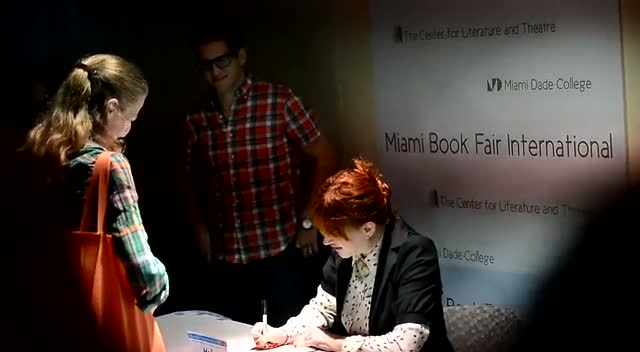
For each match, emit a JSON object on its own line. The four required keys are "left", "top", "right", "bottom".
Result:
{"left": 180, "top": 22, "right": 337, "bottom": 326}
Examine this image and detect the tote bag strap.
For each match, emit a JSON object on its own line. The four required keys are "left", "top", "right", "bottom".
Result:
{"left": 79, "top": 151, "right": 113, "bottom": 233}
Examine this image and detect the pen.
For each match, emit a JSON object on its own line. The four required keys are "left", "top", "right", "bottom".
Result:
{"left": 261, "top": 299, "right": 268, "bottom": 334}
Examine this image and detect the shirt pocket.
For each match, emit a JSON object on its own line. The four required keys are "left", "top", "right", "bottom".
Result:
{"left": 233, "top": 117, "right": 289, "bottom": 181}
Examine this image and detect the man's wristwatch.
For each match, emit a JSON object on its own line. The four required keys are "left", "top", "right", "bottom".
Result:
{"left": 301, "top": 218, "right": 313, "bottom": 230}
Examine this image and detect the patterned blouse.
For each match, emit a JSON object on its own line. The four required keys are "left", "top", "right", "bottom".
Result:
{"left": 67, "top": 143, "right": 169, "bottom": 312}
{"left": 281, "top": 237, "right": 431, "bottom": 352}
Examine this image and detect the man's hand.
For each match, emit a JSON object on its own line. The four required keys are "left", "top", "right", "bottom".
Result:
{"left": 296, "top": 228, "right": 319, "bottom": 257}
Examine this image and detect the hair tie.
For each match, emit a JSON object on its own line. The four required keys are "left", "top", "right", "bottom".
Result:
{"left": 75, "top": 63, "right": 98, "bottom": 78}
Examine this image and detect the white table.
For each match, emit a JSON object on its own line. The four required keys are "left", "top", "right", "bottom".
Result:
{"left": 157, "top": 311, "right": 314, "bottom": 352}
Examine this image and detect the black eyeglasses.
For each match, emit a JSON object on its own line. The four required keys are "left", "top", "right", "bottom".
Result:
{"left": 198, "top": 53, "right": 235, "bottom": 71}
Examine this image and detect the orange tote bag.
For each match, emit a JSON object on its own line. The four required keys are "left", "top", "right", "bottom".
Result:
{"left": 71, "top": 151, "right": 166, "bottom": 351}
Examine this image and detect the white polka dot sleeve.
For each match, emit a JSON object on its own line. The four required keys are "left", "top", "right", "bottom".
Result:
{"left": 280, "top": 285, "right": 337, "bottom": 338}
{"left": 341, "top": 323, "right": 430, "bottom": 352}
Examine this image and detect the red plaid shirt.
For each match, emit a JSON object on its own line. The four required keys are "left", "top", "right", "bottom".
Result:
{"left": 184, "top": 76, "right": 320, "bottom": 264}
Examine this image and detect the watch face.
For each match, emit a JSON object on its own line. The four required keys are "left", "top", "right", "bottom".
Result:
{"left": 302, "top": 219, "right": 313, "bottom": 229}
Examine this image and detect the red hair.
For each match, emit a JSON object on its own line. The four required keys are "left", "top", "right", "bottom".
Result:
{"left": 312, "top": 158, "right": 393, "bottom": 239}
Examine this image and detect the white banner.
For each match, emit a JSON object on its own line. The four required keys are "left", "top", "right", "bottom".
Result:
{"left": 368, "top": 0, "right": 626, "bottom": 310}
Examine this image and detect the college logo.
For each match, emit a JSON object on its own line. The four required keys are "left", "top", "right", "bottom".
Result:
{"left": 487, "top": 78, "right": 503, "bottom": 92}
{"left": 486, "top": 76, "right": 593, "bottom": 93}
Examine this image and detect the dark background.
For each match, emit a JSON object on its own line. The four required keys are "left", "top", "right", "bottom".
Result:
{"left": 1, "top": 0, "right": 335, "bottom": 316}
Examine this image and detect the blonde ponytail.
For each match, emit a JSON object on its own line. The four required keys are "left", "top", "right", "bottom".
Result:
{"left": 24, "top": 67, "right": 94, "bottom": 165}
{"left": 23, "top": 54, "right": 148, "bottom": 171}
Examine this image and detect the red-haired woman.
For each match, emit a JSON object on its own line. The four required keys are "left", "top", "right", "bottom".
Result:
{"left": 252, "top": 159, "right": 452, "bottom": 352}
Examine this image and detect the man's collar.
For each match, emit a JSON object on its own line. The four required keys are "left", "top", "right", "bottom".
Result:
{"left": 206, "top": 74, "right": 253, "bottom": 112}
{"left": 234, "top": 74, "right": 253, "bottom": 99}
{"left": 208, "top": 74, "right": 253, "bottom": 111}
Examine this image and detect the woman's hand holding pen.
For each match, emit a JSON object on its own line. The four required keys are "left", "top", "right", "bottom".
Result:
{"left": 251, "top": 323, "right": 289, "bottom": 350}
